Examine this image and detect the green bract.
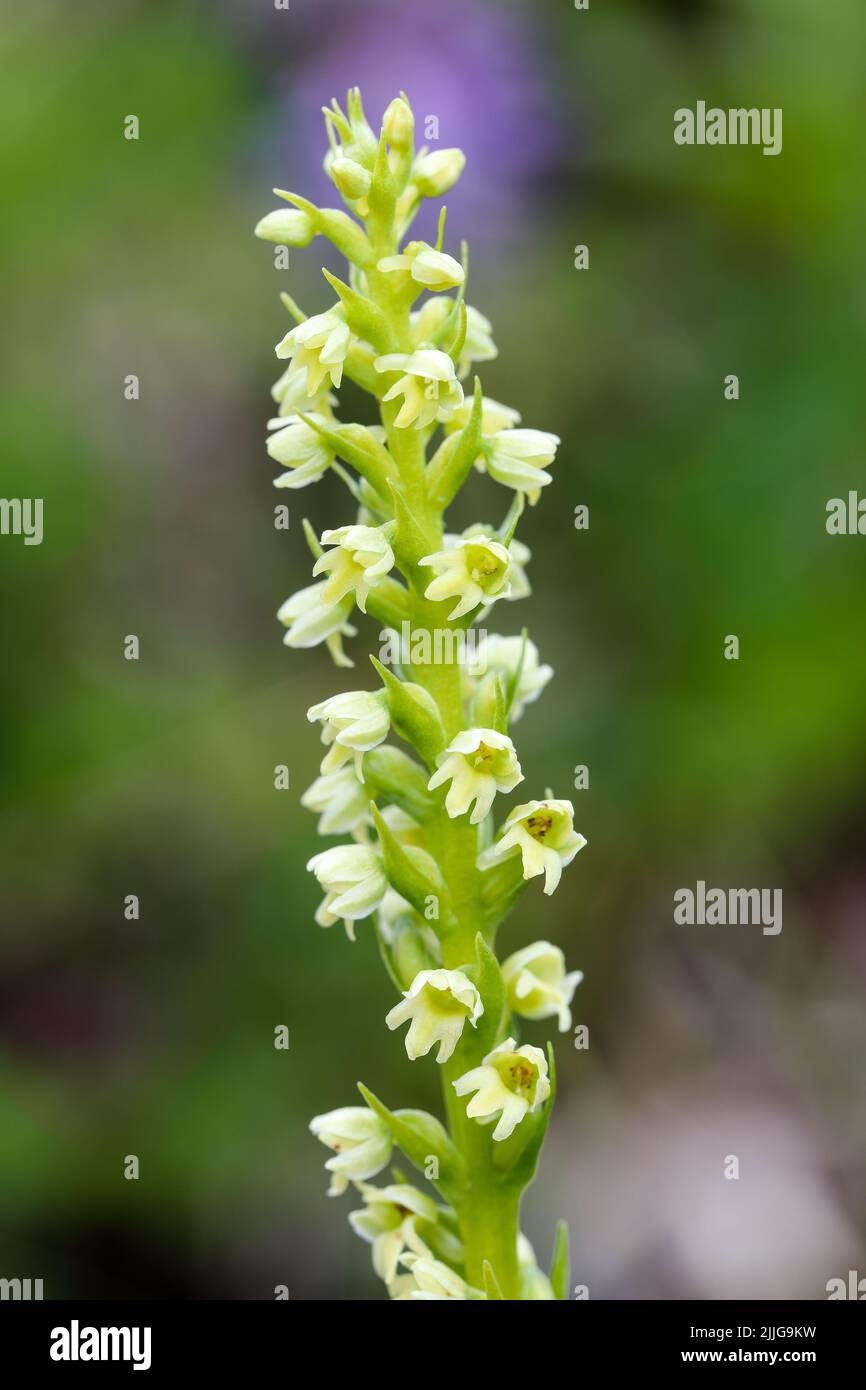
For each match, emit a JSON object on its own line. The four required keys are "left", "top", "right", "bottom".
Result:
{"left": 257, "top": 87, "right": 587, "bottom": 1301}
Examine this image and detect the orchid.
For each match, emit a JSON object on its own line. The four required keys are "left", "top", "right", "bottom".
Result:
{"left": 255, "top": 89, "right": 586, "bottom": 1300}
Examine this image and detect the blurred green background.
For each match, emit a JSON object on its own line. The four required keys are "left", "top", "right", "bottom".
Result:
{"left": 1, "top": 0, "right": 865, "bottom": 1299}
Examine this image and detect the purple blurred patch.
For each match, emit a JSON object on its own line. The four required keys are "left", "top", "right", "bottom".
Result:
{"left": 259, "top": 0, "right": 561, "bottom": 254}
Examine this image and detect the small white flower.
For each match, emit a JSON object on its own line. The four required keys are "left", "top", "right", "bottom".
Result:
{"left": 254, "top": 208, "right": 316, "bottom": 246}
{"left": 277, "top": 581, "right": 357, "bottom": 668}
{"left": 385, "top": 968, "right": 483, "bottom": 1063}
{"left": 453, "top": 1037, "right": 550, "bottom": 1142}
{"left": 428, "top": 728, "right": 523, "bottom": 824}
{"left": 453, "top": 524, "right": 531, "bottom": 602}
{"left": 377, "top": 241, "right": 464, "bottom": 291}
{"left": 458, "top": 306, "right": 498, "bottom": 378}
{"left": 307, "top": 843, "right": 387, "bottom": 939}
{"left": 447, "top": 395, "right": 522, "bottom": 438}
{"left": 300, "top": 765, "right": 369, "bottom": 837}
{"left": 418, "top": 535, "right": 512, "bottom": 620}
{"left": 392, "top": 1254, "right": 472, "bottom": 1301}
{"left": 266, "top": 413, "right": 334, "bottom": 488}
{"left": 348, "top": 1183, "right": 437, "bottom": 1284}
{"left": 271, "top": 366, "right": 335, "bottom": 419}
{"left": 374, "top": 349, "right": 464, "bottom": 430}
{"left": 276, "top": 306, "right": 352, "bottom": 395}
{"left": 309, "top": 1107, "right": 393, "bottom": 1196}
{"left": 466, "top": 634, "right": 553, "bottom": 721}
{"left": 307, "top": 688, "right": 390, "bottom": 776}
{"left": 480, "top": 798, "right": 586, "bottom": 896}
{"left": 481, "top": 429, "right": 560, "bottom": 502}
{"left": 502, "top": 941, "right": 583, "bottom": 1033}
{"left": 411, "top": 148, "right": 466, "bottom": 198}
{"left": 313, "top": 524, "right": 395, "bottom": 613}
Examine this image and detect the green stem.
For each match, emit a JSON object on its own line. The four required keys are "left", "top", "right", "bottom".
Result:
{"left": 371, "top": 215, "right": 522, "bottom": 1299}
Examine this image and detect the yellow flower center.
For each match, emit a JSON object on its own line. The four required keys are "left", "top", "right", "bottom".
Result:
{"left": 526, "top": 811, "right": 553, "bottom": 842}
{"left": 492, "top": 1051, "right": 539, "bottom": 1098}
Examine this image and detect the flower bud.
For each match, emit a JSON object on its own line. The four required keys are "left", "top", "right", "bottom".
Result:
{"left": 254, "top": 208, "right": 316, "bottom": 247}
{"left": 383, "top": 96, "right": 414, "bottom": 152}
{"left": 412, "top": 148, "right": 466, "bottom": 198}
{"left": 330, "top": 156, "right": 373, "bottom": 201}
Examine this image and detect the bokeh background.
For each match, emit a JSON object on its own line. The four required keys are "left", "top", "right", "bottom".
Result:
{"left": 2, "top": 0, "right": 865, "bottom": 1300}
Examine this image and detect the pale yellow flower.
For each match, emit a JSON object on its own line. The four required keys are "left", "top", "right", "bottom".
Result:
{"left": 479, "top": 798, "right": 586, "bottom": 895}
{"left": 428, "top": 729, "right": 523, "bottom": 824}
{"left": 309, "top": 1106, "right": 392, "bottom": 1196}
{"left": 502, "top": 941, "right": 583, "bottom": 1032}
{"left": 464, "top": 633, "right": 553, "bottom": 720}
{"left": 374, "top": 349, "right": 464, "bottom": 429}
{"left": 313, "top": 524, "right": 395, "bottom": 613}
{"left": 419, "top": 534, "right": 512, "bottom": 620}
{"left": 377, "top": 242, "right": 464, "bottom": 291}
{"left": 453, "top": 1037, "right": 550, "bottom": 1142}
{"left": 307, "top": 689, "right": 390, "bottom": 776}
{"left": 277, "top": 582, "right": 356, "bottom": 668}
{"left": 276, "top": 306, "right": 352, "bottom": 394}
{"left": 266, "top": 413, "right": 334, "bottom": 488}
{"left": 348, "top": 1183, "right": 437, "bottom": 1283}
{"left": 307, "top": 843, "right": 387, "bottom": 939}
{"left": 385, "top": 968, "right": 483, "bottom": 1063}
{"left": 300, "top": 765, "right": 369, "bottom": 837}
{"left": 391, "top": 1254, "right": 473, "bottom": 1301}
{"left": 411, "top": 148, "right": 466, "bottom": 198}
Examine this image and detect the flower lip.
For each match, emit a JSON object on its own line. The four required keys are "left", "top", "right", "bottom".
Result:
{"left": 479, "top": 798, "right": 585, "bottom": 894}
{"left": 309, "top": 1106, "right": 393, "bottom": 1195}
{"left": 502, "top": 940, "right": 583, "bottom": 1032}
{"left": 452, "top": 1038, "right": 551, "bottom": 1142}
{"left": 428, "top": 728, "right": 523, "bottom": 825}
{"left": 385, "top": 967, "right": 483, "bottom": 1064}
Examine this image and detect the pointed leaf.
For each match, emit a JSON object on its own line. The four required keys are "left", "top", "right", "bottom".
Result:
{"left": 483, "top": 1261, "right": 504, "bottom": 1301}
{"left": 471, "top": 932, "right": 507, "bottom": 1053}
{"left": 363, "top": 745, "right": 433, "bottom": 823}
{"left": 471, "top": 670, "right": 507, "bottom": 735}
{"left": 479, "top": 848, "right": 528, "bottom": 932}
{"left": 549, "top": 1220, "right": 570, "bottom": 1301}
{"left": 297, "top": 413, "right": 394, "bottom": 499}
{"left": 447, "top": 301, "right": 468, "bottom": 371}
{"left": 502, "top": 629, "right": 528, "bottom": 721}
{"left": 371, "top": 802, "right": 449, "bottom": 920}
{"left": 388, "top": 480, "right": 431, "bottom": 574}
{"left": 370, "top": 657, "right": 446, "bottom": 767}
{"left": 358, "top": 1083, "right": 468, "bottom": 1195}
{"left": 426, "top": 379, "right": 483, "bottom": 510}
{"left": 321, "top": 267, "right": 392, "bottom": 352}
{"left": 302, "top": 517, "right": 322, "bottom": 561}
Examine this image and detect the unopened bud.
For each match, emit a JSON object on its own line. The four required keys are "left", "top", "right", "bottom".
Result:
{"left": 412, "top": 148, "right": 466, "bottom": 198}
{"left": 254, "top": 208, "right": 316, "bottom": 247}
{"left": 383, "top": 96, "right": 414, "bottom": 152}
{"left": 330, "top": 156, "right": 373, "bottom": 201}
